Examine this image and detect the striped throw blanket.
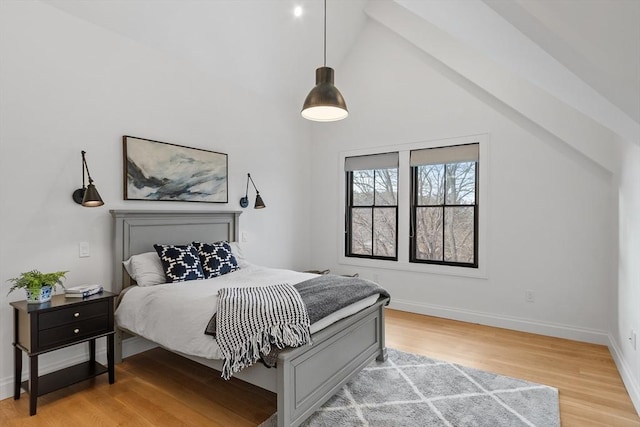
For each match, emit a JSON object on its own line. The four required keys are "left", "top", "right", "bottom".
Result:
{"left": 215, "top": 283, "right": 311, "bottom": 380}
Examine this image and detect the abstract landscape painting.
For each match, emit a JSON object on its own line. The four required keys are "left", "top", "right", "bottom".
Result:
{"left": 123, "top": 136, "right": 228, "bottom": 203}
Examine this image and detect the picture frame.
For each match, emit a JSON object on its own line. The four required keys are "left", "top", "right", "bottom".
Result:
{"left": 123, "top": 136, "right": 228, "bottom": 203}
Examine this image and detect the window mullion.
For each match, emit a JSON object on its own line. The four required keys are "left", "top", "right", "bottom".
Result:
{"left": 397, "top": 151, "right": 411, "bottom": 263}
{"left": 345, "top": 172, "right": 352, "bottom": 256}
{"left": 442, "top": 164, "right": 447, "bottom": 262}
{"left": 371, "top": 170, "right": 375, "bottom": 256}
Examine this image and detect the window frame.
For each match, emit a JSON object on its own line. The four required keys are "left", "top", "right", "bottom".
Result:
{"left": 345, "top": 166, "right": 399, "bottom": 261}
{"left": 338, "top": 134, "right": 488, "bottom": 280}
{"left": 409, "top": 155, "right": 479, "bottom": 268}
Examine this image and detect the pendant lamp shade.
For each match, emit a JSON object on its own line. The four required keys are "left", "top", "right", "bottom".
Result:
{"left": 301, "top": 0, "right": 348, "bottom": 122}
{"left": 302, "top": 67, "right": 348, "bottom": 121}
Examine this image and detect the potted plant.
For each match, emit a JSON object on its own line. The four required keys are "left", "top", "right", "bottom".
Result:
{"left": 7, "top": 270, "right": 68, "bottom": 304}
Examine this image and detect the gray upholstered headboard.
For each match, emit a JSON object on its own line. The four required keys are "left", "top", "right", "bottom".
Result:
{"left": 110, "top": 210, "right": 241, "bottom": 293}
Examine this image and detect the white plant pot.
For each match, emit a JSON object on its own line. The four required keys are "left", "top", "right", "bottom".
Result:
{"left": 25, "top": 285, "right": 53, "bottom": 304}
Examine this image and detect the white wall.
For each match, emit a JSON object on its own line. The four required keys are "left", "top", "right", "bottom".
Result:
{"left": 612, "top": 139, "right": 640, "bottom": 410}
{"left": 1, "top": 0, "right": 635, "bottom": 413}
{"left": 310, "top": 21, "right": 615, "bottom": 342}
{"left": 0, "top": 1, "right": 312, "bottom": 399}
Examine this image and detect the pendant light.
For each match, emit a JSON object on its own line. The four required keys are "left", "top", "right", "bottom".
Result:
{"left": 301, "top": 0, "right": 348, "bottom": 122}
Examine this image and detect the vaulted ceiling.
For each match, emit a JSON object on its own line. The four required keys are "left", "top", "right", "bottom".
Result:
{"left": 486, "top": 0, "right": 639, "bottom": 125}
{"left": 46, "top": 0, "right": 639, "bottom": 145}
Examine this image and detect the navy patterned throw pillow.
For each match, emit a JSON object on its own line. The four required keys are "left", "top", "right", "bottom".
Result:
{"left": 192, "top": 241, "right": 240, "bottom": 279}
{"left": 153, "top": 244, "right": 205, "bottom": 283}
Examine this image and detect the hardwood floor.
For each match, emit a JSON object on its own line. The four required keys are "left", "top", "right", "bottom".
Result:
{"left": 386, "top": 310, "right": 639, "bottom": 427}
{"left": 1, "top": 309, "right": 638, "bottom": 426}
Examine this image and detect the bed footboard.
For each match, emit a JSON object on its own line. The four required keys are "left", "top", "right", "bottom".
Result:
{"left": 115, "top": 297, "right": 388, "bottom": 427}
{"left": 276, "top": 296, "right": 388, "bottom": 427}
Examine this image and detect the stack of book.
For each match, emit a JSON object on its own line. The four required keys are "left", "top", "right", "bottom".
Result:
{"left": 65, "top": 284, "right": 103, "bottom": 298}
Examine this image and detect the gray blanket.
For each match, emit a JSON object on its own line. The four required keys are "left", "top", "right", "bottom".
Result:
{"left": 294, "top": 274, "right": 390, "bottom": 324}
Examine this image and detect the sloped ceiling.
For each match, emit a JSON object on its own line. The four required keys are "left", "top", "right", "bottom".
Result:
{"left": 45, "top": 0, "right": 368, "bottom": 107}
{"left": 486, "top": 0, "right": 640, "bottom": 125}
{"left": 45, "top": 0, "right": 639, "bottom": 150}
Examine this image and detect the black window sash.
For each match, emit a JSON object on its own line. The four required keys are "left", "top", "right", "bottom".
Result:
{"left": 345, "top": 170, "right": 398, "bottom": 261}
{"left": 410, "top": 162, "right": 478, "bottom": 268}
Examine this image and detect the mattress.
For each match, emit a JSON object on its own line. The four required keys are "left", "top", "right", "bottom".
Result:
{"left": 115, "top": 264, "right": 379, "bottom": 360}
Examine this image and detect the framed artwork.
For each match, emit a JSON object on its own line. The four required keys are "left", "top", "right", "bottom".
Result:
{"left": 123, "top": 136, "right": 228, "bottom": 203}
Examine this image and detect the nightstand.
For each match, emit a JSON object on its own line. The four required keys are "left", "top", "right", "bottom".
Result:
{"left": 304, "top": 269, "right": 359, "bottom": 278}
{"left": 304, "top": 269, "right": 331, "bottom": 275}
{"left": 10, "top": 291, "right": 116, "bottom": 415}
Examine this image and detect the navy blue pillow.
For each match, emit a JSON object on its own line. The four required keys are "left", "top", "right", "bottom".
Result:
{"left": 192, "top": 241, "right": 240, "bottom": 279}
{"left": 153, "top": 244, "right": 204, "bottom": 283}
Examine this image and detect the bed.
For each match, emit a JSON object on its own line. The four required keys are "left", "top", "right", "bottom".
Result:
{"left": 110, "top": 210, "right": 389, "bottom": 427}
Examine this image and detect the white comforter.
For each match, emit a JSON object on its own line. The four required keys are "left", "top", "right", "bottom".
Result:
{"left": 115, "top": 264, "right": 378, "bottom": 360}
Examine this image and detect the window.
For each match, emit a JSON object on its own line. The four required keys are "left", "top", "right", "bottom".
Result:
{"left": 410, "top": 144, "right": 478, "bottom": 267}
{"left": 345, "top": 153, "right": 398, "bottom": 260}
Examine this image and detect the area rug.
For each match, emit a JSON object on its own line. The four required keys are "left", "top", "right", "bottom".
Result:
{"left": 259, "top": 348, "right": 559, "bottom": 427}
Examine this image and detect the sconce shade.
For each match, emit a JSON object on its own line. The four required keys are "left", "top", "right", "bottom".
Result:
{"left": 82, "top": 184, "right": 104, "bottom": 207}
{"left": 301, "top": 67, "right": 348, "bottom": 122}
{"left": 254, "top": 194, "right": 266, "bottom": 209}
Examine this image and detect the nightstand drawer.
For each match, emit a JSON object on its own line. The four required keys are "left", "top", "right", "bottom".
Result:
{"left": 39, "top": 300, "right": 108, "bottom": 330}
{"left": 38, "top": 316, "right": 110, "bottom": 349}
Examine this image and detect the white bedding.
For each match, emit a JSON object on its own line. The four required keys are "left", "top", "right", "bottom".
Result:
{"left": 115, "top": 264, "right": 379, "bottom": 360}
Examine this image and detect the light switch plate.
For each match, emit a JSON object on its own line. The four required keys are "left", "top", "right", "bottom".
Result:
{"left": 79, "top": 242, "right": 90, "bottom": 258}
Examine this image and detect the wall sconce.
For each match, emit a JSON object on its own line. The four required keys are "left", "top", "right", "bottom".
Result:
{"left": 72, "top": 150, "right": 104, "bottom": 207}
{"left": 239, "top": 173, "right": 266, "bottom": 209}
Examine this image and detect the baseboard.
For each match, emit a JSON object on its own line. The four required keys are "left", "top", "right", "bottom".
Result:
{"left": 608, "top": 333, "right": 640, "bottom": 415}
{"left": 390, "top": 299, "right": 610, "bottom": 345}
{"left": 122, "top": 335, "right": 158, "bottom": 358}
{"left": 0, "top": 347, "right": 108, "bottom": 401}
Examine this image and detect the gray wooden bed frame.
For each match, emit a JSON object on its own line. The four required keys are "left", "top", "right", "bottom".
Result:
{"left": 110, "top": 210, "right": 388, "bottom": 427}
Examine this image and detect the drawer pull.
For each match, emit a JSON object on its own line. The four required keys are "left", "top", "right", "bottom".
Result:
{"left": 74, "top": 312, "right": 80, "bottom": 318}
{"left": 74, "top": 328, "right": 80, "bottom": 334}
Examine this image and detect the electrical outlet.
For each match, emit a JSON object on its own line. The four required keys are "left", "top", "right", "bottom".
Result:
{"left": 630, "top": 330, "right": 637, "bottom": 350}
{"left": 525, "top": 290, "right": 535, "bottom": 303}
{"left": 79, "top": 242, "right": 90, "bottom": 258}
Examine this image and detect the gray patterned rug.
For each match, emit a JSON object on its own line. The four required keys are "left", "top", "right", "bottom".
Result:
{"left": 259, "top": 348, "right": 559, "bottom": 427}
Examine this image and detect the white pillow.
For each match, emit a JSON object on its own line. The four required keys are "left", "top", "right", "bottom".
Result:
{"left": 123, "top": 252, "right": 166, "bottom": 287}
{"left": 228, "top": 242, "right": 251, "bottom": 269}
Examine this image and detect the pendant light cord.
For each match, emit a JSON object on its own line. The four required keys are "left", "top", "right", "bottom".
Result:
{"left": 323, "top": 0, "right": 327, "bottom": 67}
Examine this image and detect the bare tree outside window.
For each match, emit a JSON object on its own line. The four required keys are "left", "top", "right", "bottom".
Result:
{"left": 347, "top": 168, "right": 398, "bottom": 260}
{"left": 412, "top": 161, "right": 477, "bottom": 266}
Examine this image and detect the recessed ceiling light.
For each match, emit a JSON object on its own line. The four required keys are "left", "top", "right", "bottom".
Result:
{"left": 294, "top": 6, "right": 303, "bottom": 17}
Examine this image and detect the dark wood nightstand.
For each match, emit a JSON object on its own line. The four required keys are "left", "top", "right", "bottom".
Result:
{"left": 304, "top": 269, "right": 359, "bottom": 278}
{"left": 10, "top": 291, "right": 116, "bottom": 415}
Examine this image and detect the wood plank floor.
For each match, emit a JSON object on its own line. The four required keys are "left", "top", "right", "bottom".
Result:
{"left": 1, "top": 309, "right": 638, "bottom": 426}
